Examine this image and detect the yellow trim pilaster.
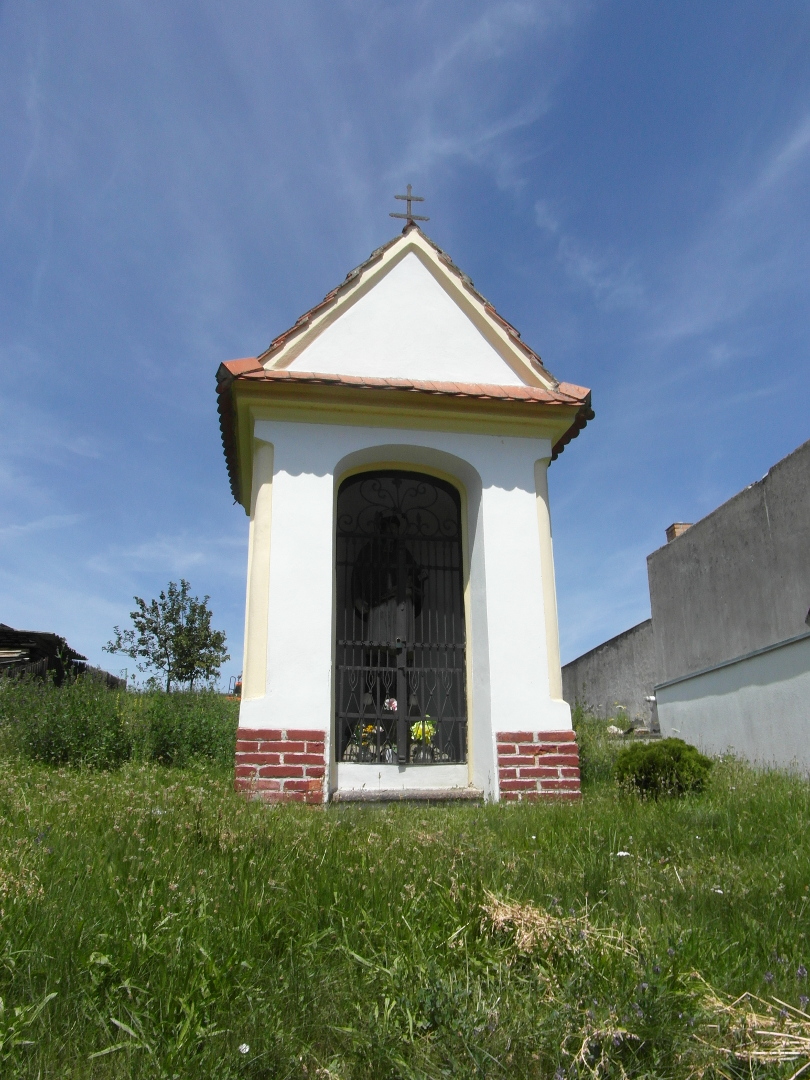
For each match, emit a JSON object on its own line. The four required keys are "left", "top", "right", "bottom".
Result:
{"left": 241, "top": 439, "right": 274, "bottom": 700}
{"left": 534, "top": 457, "right": 563, "bottom": 700}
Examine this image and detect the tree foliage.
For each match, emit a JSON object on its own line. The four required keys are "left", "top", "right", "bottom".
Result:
{"left": 104, "top": 580, "right": 229, "bottom": 690}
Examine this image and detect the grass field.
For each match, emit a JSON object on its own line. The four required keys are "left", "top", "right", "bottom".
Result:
{"left": 1, "top": 735, "right": 809, "bottom": 1078}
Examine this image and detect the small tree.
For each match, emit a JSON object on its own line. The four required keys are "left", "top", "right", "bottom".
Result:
{"left": 104, "top": 580, "right": 229, "bottom": 691}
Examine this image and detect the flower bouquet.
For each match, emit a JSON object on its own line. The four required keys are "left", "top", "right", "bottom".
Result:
{"left": 410, "top": 717, "right": 436, "bottom": 763}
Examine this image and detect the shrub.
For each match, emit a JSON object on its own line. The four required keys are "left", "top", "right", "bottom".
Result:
{"left": 0, "top": 675, "right": 131, "bottom": 768}
{"left": 614, "top": 737, "right": 713, "bottom": 797}
{"left": 0, "top": 679, "right": 239, "bottom": 770}
{"left": 131, "top": 690, "right": 238, "bottom": 767}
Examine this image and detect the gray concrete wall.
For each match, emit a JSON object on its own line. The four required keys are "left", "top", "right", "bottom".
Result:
{"left": 647, "top": 438, "right": 810, "bottom": 683}
{"left": 562, "top": 619, "right": 657, "bottom": 725}
{"left": 657, "top": 631, "right": 810, "bottom": 770}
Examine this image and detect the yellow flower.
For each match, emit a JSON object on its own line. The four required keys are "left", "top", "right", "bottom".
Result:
{"left": 410, "top": 719, "right": 436, "bottom": 742}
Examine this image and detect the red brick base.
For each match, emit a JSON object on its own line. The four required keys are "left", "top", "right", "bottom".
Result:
{"left": 496, "top": 730, "right": 581, "bottom": 801}
{"left": 234, "top": 728, "right": 326, "bottom": 804}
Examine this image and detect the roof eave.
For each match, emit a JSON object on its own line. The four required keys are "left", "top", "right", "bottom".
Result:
{"left": 217, "top": 367, "right": 593, "bottom": 512}
{"left": 552, "top": 398, "right": 595, "bottom": 461}
{"left": 216, "top": 369, "right": 242, "bottom": 507}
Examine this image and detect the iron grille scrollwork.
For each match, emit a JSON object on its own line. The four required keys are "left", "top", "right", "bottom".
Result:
{"left": 335, "top": 471, "right": 467, "bottom": 765}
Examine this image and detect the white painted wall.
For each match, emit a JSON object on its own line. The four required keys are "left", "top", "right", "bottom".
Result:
{"left": 657, "top": 633, "right": 810, "bottom": 770}
{"left": 286, "top": 252, "right": 526, "bottom": 386}
{"left": 237, "top": 419, "right": 572, "bottom": 798}
{"left": 334, "top": 763, "right": 469, "bottom": 793}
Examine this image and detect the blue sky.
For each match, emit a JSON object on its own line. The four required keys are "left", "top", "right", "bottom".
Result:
{"left": 2, "top": 1, "right": 809, "bottom": 684}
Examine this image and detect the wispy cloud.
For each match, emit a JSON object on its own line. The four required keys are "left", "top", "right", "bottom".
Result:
{"left": 0, "top": 514, "right": 82, "bottom": 541}
{"left": 0, "top": 391, "right": 103, "bottom": 465}
{"left": 396, "top": 101, "right": 550, "bottom": 192}
{"left": 557, "top": 236, "right": 643, "bottom": 308}
{"left": 385, "top": 1, "right": 587, "bottom": 191}
{"left": 424, "top": 1, "right": 574, "bottom": 78}
{"left": 739, "top": 112, "right": 810, "bottom": 205}
{"left": 533, "top": 199, "right": 559, "bottom": 232}
{"left": 646, "top": 111, "right": 810, "bottom": 354}
{"left": 534, "top": 199, "right": 643, "bottom": 307}
{"left": 88, "top": 533, "right": 245, "bottom": 581}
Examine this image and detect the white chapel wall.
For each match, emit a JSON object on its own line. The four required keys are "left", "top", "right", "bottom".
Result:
{"left": 237, "top": 419, "right": 572, "bottom": 797}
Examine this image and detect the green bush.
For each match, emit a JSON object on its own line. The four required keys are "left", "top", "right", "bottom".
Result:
{"left": 0, "top": 675, "right": 131, "bottom": 768}
{"left": 614, "top": 736, "right": 713, "bottom": 797}
{"left": 0, "top": 678, "right": 239, "bottom": 770}
{"left": 132, "top": 690, "right": 238, "bottom": 767}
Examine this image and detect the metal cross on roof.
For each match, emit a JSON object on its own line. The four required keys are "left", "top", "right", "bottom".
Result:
{"left": 390, "top": 184, "right": 429, "bottom": 225}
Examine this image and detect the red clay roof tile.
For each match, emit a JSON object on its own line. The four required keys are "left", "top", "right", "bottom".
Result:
{"left": 218, "top": 363, "right": 590, "bottom": 407}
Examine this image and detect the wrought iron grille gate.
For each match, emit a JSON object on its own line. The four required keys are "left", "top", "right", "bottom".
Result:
{"left": 335, "top": 471, "right": 468, "bottom": 765}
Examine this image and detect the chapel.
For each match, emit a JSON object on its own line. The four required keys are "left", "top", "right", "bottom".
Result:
{"left": 217, "top": 203, "right": 593, "bottom": 803}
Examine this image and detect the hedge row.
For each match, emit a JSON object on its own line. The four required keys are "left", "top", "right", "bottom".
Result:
{"left": 0, "top": 677, "right": 238, "bottom": 769}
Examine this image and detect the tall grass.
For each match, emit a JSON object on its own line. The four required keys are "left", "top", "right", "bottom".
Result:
{"left": 128, "top": 690, "right": 238, "bottom": 766}
{"left": 0, "top": 754, "right": 808, "bottom": 1077}
{"left": 0, "top": 677, "right": 238, "bottom": 768}
{"left": 572, "top": 702, "right": 624, "bottom": 787}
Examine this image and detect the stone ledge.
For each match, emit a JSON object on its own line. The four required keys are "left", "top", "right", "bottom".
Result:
{"left": 331, "top": 788, "right": 484, "bottom": 804}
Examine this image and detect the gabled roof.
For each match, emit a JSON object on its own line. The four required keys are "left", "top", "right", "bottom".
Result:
{"left": 217, "top": 224, "right": 593, "bottom": 507}
{"left": 258, "top": 224, "right": 558, "bottom": 388}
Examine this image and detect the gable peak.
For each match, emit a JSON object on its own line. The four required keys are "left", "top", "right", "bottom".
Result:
{"left": 258, "top": 227, "right": 559, "bottom": 390}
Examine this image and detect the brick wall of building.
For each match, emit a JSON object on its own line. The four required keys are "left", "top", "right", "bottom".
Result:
{"left": 496, "top": 730, "right": 581, "bottom": 800}
{"left": 234, "top": 728, "right": 326, "bottom": 804}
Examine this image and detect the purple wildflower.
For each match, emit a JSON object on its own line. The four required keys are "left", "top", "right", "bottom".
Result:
{"left": 798, "top": 965, "right": 807, "bottom": 979}
{"left": 764, "top": 971, "right": 774, "bottom": 984}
